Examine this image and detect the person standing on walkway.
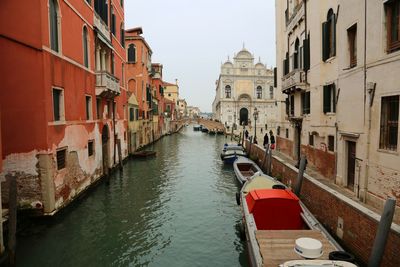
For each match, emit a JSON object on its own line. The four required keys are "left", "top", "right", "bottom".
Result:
{"left": 245, "top": 129, "right": 249, "bottom": 139}
{"left": 263, "top": 132, "right": 269, "bottom": 149}
{"left": 270, "top": 130, "right": 275, "bottom": 150}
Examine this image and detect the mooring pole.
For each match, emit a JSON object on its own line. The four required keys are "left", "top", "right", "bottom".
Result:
{"left": 261, "top": 144, "right": 269, "bottom": 172}
{"left": 8, "top": 178, "right": 17, "bottom": 266}
{"left": 267, "top": 146, "right": 272, "bottom": 175}
{"left": 368, "top": 198, "right": 396, "bottom": 267}
{"left": 294, "top": 155, "right": 307, "bottom": 196}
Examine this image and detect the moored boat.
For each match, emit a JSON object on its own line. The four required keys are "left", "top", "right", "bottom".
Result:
{"left": 233, "top": 156, "right": 263, "bottom": 185}
{"left": 220, "top": 148, "right": 246, "bottom": 164}
{"left": 238, "top": 175, "right": 353, "bottom": 267}
{"left": 131, "top": 150, "right": 157, "bottom": 158}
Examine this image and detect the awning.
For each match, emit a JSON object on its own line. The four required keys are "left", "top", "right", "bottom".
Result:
{"left": 95, "top": 29, "right": 113, "bottom": 50}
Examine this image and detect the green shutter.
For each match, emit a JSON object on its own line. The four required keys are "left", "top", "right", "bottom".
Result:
{"left": 303, "top": 38, "right": 310, "bottom": 71}
{"left": 323, "top": 85, "right": 330, "bottom": 113}
{"left": 322, "top": 22, "right": 329, "bottom": 61}
{"left": 285, "top": 97, "right": 289, "bottom": 115}
{"left": 332, "top": 14, "right": 336, "bottom": 56}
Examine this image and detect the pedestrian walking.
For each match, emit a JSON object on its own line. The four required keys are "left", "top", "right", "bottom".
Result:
{"left": 270, "top": 130, "right": 275, "bottom": 149}
{"left": 245, "top": 129, "right": 249, "bottom": 139}
{"left": 263, "top": 132, "right": 269, "bottom": 148}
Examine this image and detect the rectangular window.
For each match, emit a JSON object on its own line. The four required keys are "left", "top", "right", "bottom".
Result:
{"left": 323, "top": 84, "right": 336, "bottom": 114}
{"left": 86, "top": 95, "right": 92, "bottom": 120}
{"left": 309, "top": 133, "right": 314, "bottom": 146}
{"left": 386, "top": 0, "right": 400, "bottom": 53}
{"left": 277, "top": 126, "right": 281, "bottom": 136}
{"left": 322, "top": 12, "right": 336, "bottom": 61}
{"left": 96, "top": 98, "right": 102, "bottom": 119}
{"left": 56, "top": 148, "right": 66, "bottom": 170}
{"left": 88, "top": 140, "right": 94, "bottom": 157}
{"left": 328, "top": 135, "right": 335, "bottom": 152}
{"left": 129, "top": 107, "right": 134, "bottom": 121}
{"left": 302, "top": 91, "right": 311, "bottom": 115}
{"left": 286, "top": 128, "right": 289, "bottom": 138}
{"left": 379, "top": 95, "right": 399, "bottom": 151}
{"left": 52, "top": 88, "right": 64, "bottom": 121}
{"left": 348, "top": 24, "right": 357, "bottom": 67}
{"left": 135, "top": 108, "right": 139, "bottom": 120}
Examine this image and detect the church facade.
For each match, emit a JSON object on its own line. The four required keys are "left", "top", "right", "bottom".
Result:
{"left": 212, "top": 48, "right": 277, "bottom": 132}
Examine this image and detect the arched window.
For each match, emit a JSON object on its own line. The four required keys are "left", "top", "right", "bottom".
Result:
{"left": 49, "top": 0, "right": 59, "bottom": 52}
{"left": 83, "top": 26, "right": 89, "bottom": 68}
{"left": 120, "top": 23, "right": 125, "bottom": 47}
{"left": 111, "top": 6, "right": 116, "bottom": 35}
{"left": 128, "top": 44, "right": 136, "bottom": 63}
{"left": 256, "top": 86, "right": 262, "bottom": 99}
{"left": 94, "top": 0, "right": 108, "bottom": 25}
{"left": 294, "top": 38, "right": 300, "bottom": 69}
{"left": 225, "top": 85, "right": 231, "bottom": 98}
{"left": 322, "top": 9, "right": 336, "bottom": 61}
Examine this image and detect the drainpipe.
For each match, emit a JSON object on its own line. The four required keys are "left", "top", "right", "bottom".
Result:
{"left": 361, "top": 0, "right": 369, "bottom": 202}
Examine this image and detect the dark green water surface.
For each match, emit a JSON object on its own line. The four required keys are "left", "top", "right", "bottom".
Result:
{"left": 17, "top": 127, "right": 247, "bottom": 267}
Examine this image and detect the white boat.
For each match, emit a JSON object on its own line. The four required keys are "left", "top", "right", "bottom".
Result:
{"left": 280, "top": 260, "right": 357, "bottom": 267}
{"left": 233, "top": 156, "right": 263, "bottom": 185}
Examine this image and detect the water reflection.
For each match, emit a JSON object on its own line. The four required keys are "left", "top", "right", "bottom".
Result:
{"left": 17, "top": 127, "right": 248, "bottom": 267}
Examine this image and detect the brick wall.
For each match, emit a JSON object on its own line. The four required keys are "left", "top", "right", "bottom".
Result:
{"left": 277, "top": 136, "right": 293, "bottom": 157}
{"left": 245, "top": 142, "right": 400, "bottom": 266}
{"left": 301, "top": 144, "right": 336, "bottom": 181}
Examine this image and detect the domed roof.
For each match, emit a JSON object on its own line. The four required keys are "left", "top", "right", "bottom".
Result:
{"left": 223, "top": 61, "right": 233, "bottom": 67}
{"left": 235, "top": 48, "right": 253, "bottom": 59}
{"left": 255, "top": 62, "right": 265, "bottom": 68}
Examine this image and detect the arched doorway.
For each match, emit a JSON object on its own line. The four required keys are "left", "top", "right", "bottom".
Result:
{"left": 102, "top": 125, "right": 109, "bottom": 176}
{"left": 240, "top": 108, "right": 248, "bottom": 126}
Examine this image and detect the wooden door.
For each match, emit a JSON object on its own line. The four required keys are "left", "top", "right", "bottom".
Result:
{"left": 347, "top": 141, "right": 356, "bottom": 190}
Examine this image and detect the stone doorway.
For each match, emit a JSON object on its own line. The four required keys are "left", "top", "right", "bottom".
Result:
{"left": 239, "top": 108, "right": 248, "bottom": 126}
{"left": 102, "top": 125, "right": 110, "bottom": 176}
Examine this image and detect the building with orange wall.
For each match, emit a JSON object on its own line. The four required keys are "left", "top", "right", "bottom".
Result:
{"left": 125, "top": 27, "right": 154, "bottom": 148}
{"left": 0, "top": 0, "right": 127, "bottom": 215}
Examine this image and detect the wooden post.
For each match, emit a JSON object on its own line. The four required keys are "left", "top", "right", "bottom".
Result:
{"left": 294, "top": 155, "right": 307, "bottom": 196}
{"left": 267, "top": 146, "right": 273, "bottom": 175}
{"left": 261, "top": 145, "right": 269, "bottom": 172}
{"left": 117, "top": 139, "right": 123, "bottom": 170}
{"left": 8, "top": 178, "right": 17, "bottom": 266}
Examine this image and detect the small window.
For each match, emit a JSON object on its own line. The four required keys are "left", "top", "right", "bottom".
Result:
{"left": 88, "top": 140, "right": 94, "bottom": 157}
{"left": 322, "top": 9, "right": 336, "bottom": 61}
{"left": 277, "top": 126, "right": 281, "bottom": 136}
{"left": 256, "top": 86, "right": 262, "bottom": 99}
{"left": 86, "top": 95, "right": 92, "bottom": 120}
{"left": 290, "top": 95, "right": 295, "bottom": 116}
{"left": 111, "top": 6, "right": 116, "bottom": 35}
{"left": 379, "top": 95, "right": 399, "bottom": 151}
{"left": 328, "top": 135, "right": 334, "bottom": 151}
{"left": 128, "top": 44, "right": 136, "bottom": 62}
{"left": 269, "top": 86, "right": 274, "bottom": 99}
{"left": 302, "top": 91, "right": 311, "bottom": 115}
{"left": 83, "top": 26, "right": 89, "bottom": 68}
{"left": 309, "top": 133, "right": 314, "bottom": 146}
{"left": 347, "top": 24, "right": 357, "bottom": 67}
{"left": 129, "top": 107, "right": 134, "bottom": 121}
{"left": 286, "top": 128, "right": 289, "bottom": 138}
{"left": 294, "top": 38, "right": 300, "bottom": 69}
{"left": 323, "top": 84, "right": 336, "bottom": 114}
{"left": 120, "top": 0, "right": 123, "bottom": 7}
{"left": 53, "top": 88, "right": 64, "bottom": 121}
{"left": 120, "top": 23, "right": 125, "bottom": 47}
{"left": 49, "top": 0, "right": 59, "bottom": 52}
{"left": 385, "top": 0, "right": 400, "bottom": 53}
{"left": 56, "top": 148, "right": 66, "bottom": 170}
{"left": 96, "top": 98, "right": 101, "bottom": 119}
{"left": 225, "top": 85, "right": 231, "bottom": 98}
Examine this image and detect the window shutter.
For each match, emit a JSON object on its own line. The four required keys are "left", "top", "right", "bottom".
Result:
{"left": 306, "top": 91, "right": 311, "bottom": 114}
{"left": 332, "top": 14, "right": 336, "bottom": 56}
{"left": 301, "top": 92, "right": 306, "bottom": 114}
{"left": 322, "top": 22, "right": 329, "bottom": 61}
{"left": 332, "top": 84, "right": 336, "bottom": 113}
{"left": 285, "top": 97, "right": 289, "bottom": 115}
{"left": 303, "top": 38, "right": 310, "bottom": 71}
{"left": 283, "top": 59, "right": 286, "bottom": 75}
{"left": 274, "top": 67, "right": 277, "bottom": 87}
{"left": 323, "top": 85, "right": 330, "bottom": 113}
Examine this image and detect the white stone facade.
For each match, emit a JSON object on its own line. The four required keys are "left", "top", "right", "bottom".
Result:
{"left": 212, "top": 48, "right": 277, "bottom": 133}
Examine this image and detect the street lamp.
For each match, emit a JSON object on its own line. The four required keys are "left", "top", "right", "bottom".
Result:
{"left": 253, "top": 107, "right": 259, "bottom": 143}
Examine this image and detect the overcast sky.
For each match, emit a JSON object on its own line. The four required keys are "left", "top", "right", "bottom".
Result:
{"left": 125, "top": 0, "right": 276, "bottom": 112}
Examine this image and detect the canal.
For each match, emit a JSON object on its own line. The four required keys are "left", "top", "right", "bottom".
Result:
{"left": 16, "top": 127, "right": 248, "bottom": 267}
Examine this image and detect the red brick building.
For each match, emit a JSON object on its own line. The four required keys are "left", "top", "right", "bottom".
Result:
{"left": 0, "top": 0, "right": 127, "bottom": 215}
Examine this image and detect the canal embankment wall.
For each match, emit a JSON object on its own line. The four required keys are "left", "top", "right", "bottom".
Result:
{"left": 244, "top": 140, "right": 400, "bottom": 267}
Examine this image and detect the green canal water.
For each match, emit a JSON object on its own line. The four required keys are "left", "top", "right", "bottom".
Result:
{"left": 17, "top": 127, "right": 248, "bottom": 267}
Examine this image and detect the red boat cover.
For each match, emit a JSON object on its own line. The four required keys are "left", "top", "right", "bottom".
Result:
{"left": 245, "top": 189, "right": 303, "bottom": 230}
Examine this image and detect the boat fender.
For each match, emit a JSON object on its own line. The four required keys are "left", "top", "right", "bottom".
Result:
{"left": 329, "top": 251, "right": 355, "bottom": 263}
{"left": 236, "top": 192, "right": 241, "bottom": 206}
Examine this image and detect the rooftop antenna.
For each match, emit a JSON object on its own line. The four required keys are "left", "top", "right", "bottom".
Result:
{"left": 242, "top": 42, "right": 245, "bottom": 49}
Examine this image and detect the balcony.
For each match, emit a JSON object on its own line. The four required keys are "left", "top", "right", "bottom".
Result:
{"left": 93, "top": 13, "right": 111, "bottom": 44}
{"left": 286, "top": 3, "right": 305, "bottom": 33}
{"left": 282, "top": 69, "right": 307, "bottom": 93}
{"left": 96, "top": 71, "right": 120, "bottom": 97}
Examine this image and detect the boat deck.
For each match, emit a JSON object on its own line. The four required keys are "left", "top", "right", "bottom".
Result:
{"left": 255, "top": 230, "right": 337, "bottom": 267}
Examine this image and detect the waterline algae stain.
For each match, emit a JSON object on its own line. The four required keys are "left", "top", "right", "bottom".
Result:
{"left": 17, "top": 128, "right": 248, "bottom": 267}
